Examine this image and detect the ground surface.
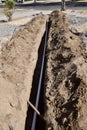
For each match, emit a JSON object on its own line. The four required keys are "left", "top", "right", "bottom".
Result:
{"left": 0, "top": 16, "right": 46, "bottom": 130}
{"left": 0, "top": 4, "right": 87, "bottom": 130}
{"left": 44, "top": 10, "right": 87, "bottom": 130}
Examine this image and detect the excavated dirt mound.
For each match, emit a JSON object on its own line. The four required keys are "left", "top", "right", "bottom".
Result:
{"left": 44, "top": 11, "right": 87, "bottom": 130}
{"left": 0, "top": 16, "right": 46, "bottom": 130}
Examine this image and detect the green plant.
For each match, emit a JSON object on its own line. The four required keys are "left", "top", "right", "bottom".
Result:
{"left": 4, "top": 8, "right": 13, "bottom": 21}
{"left": 5, "top": 0, "right": 15, "bottom": 9}
{"left": 4, "top": 0, "right": 15, "bottom": 21}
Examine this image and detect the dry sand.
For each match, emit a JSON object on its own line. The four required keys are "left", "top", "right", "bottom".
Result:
{"left": 44, "top": 10, "right": 87, "bottom": 130}
{"left": 0, "top": 16, "right": 46, "bottom": 130}
{"left": 0, "top": 8, "right": 87, "bottom": 130}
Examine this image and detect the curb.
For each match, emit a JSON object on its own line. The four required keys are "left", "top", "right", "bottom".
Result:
{"left": 0, "top": 1, "right": 87, "bottom": 8}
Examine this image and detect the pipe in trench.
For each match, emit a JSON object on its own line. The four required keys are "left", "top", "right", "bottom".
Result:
{"left": 31, "top": 21, "right": 48, "bottom": 130}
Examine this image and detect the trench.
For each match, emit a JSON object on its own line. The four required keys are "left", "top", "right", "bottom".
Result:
{"left": 25, "top": 11, "right": 87, "bottom": 130}
{"left": 25, "top": 21, "right": 50, "bottom": 130}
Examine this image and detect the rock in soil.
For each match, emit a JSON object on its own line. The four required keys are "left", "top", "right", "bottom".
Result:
{"left": 44, "top": 10, "right": 87, "bottom": 130}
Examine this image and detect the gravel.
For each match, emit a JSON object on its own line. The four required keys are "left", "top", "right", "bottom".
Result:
{"left": 67, "top": 13, "right": 87, "bottom": 25}
{"left": 67, "top": 11, "right": 87, "bottom": 49}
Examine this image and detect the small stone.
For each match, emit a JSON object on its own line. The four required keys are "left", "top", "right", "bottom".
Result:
{"left": 9, "top": 125, "right": 14, "bottom": 130}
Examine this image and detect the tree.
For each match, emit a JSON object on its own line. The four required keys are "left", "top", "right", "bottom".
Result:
{"left": 61, "top": 0, "right": 65, "bottom": 11}
{"left": 33, "top": 0, "right": 36, "bottom": 3}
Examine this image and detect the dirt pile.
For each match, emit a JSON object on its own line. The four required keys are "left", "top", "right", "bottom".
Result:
{"left": 0, "top": 16, "right": 46, "bottom": 130}
{"left": 44, "top": 11, "right": 87, "bottom": 130}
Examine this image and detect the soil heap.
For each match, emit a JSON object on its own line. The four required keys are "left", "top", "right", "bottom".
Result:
{"left": 0, "top": 16, "right": 46, "bottom": 130}
{"left": 44, "top": 11, "right": 87, "bottom": 130}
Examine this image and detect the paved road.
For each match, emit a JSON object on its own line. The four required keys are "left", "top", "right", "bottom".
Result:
{"left": 0, "top": 5, "right": 87, "bottom": 45}
{"left": 0, "top": 3, "right": 87, "bottom": 20}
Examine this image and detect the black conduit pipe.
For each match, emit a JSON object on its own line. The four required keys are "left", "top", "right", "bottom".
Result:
{"left": 31, "top": 21, "right": 48, "bottom": 130}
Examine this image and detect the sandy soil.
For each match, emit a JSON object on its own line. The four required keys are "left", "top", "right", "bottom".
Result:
{"left": 0, "top": 16, "right": 46, "bottom": 130}
{"left": 44, "top": 11, "right": 87, "bottom": 130}
{"left": 0, "top": 7, "right": 87, "bottom": 130}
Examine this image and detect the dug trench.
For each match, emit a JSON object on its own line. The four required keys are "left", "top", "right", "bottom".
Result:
{"left": 25, "top": 20, "right": 50, "bottom": 130}
{"left": 25, "top": 28, "right": 47, "bottom": 130}
{"left": 0, "top": 10, "right": 87, "bottom": 130}
{"left": 25, "top": 10, "right": 87, "bottom": 130}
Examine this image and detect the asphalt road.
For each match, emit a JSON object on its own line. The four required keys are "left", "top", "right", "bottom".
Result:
{"left": 0, "top": 4, "right": 87, "bottom": 45}
{"left": 0, "top": 4, "right": 87, "bottom": 20}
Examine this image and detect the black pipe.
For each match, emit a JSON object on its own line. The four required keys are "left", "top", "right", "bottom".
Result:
{"left": 31, "top": 21, "right": 48, "bottom": 130}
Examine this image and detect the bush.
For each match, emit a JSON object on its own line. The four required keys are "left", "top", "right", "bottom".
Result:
{"left": 5, "top": 0, "right": 15, "bottom": 9}
{"left": 4, "top": 8, "right": 13, "bottom": 21}
{"left": 4, "top": 0, "right": 15, "bottom": 21}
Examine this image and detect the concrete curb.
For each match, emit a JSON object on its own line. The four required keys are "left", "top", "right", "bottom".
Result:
{"left": 16, "top": 1, "right": 87, "bottom": 7}
{"left": 0, "top": 1, "right": 87, "bottom": 8}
